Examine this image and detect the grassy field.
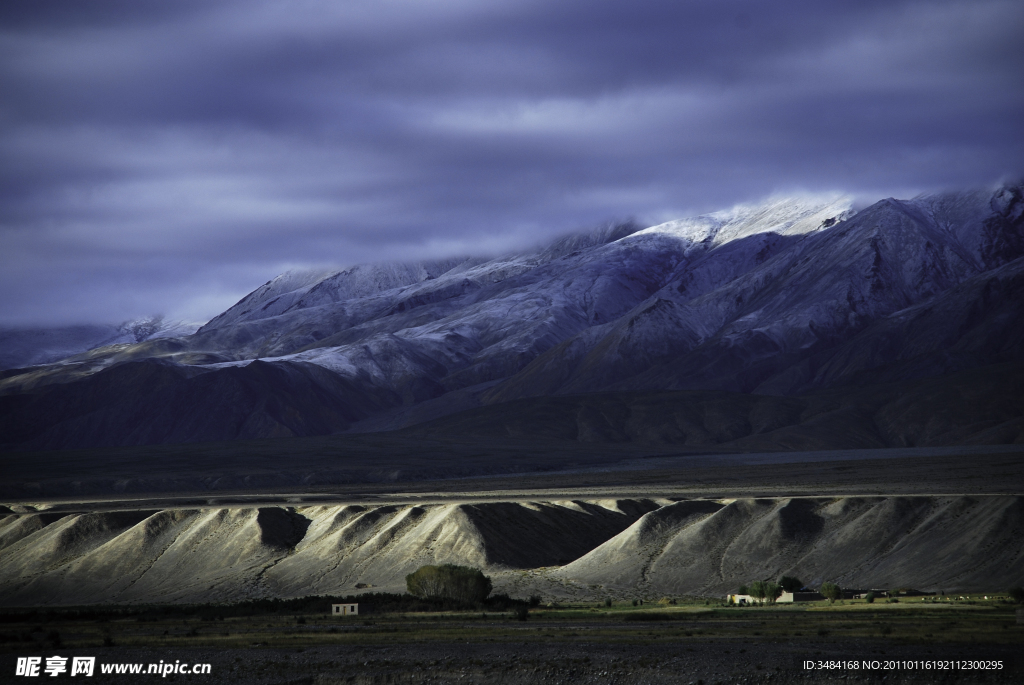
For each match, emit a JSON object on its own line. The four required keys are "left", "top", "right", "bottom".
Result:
{"left": 3, "top": 598, "right": 1020, "bottom": 684}
{"left": 3, "top": 597, "right": 1021, "bottom": 651}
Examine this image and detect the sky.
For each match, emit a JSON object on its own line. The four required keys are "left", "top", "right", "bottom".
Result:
{"left": 1, "top": 0, "right": 1022, "bottom": 327}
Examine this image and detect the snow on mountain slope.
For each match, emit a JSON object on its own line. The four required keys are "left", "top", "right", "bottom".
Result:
{"left": 200, "top": 261, "right": 472, "bottom": 331}
{"left": 636, "top": 194, "right": 853, "bottom": 247}
{"left": 202, "top": 195, "right": 859, "bottom": 396}
{"left": 485, "top": 186, "right": 1023, "bottom": 400}
{"left": 199, "top": 222, "right": 647, "bottom": 335}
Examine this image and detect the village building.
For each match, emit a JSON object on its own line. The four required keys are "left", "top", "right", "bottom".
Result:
{"left": 777, "top": 591, "right": 826, "bottom": 603}
{"left": 331, "top": 603, "right": 359, "bottom": 616}
{"left": 727, "top": 591, "right": 831, "bottom": 604}
{"left": 728, "top": 588, "right": 908, "bottom": 604}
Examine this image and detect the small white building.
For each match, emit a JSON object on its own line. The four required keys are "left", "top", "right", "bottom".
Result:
{"left": 331, "top": 603, "right": 359, "bottom": 616}
{"left": 728, "top": 591, "right": 825, "bottom": 604}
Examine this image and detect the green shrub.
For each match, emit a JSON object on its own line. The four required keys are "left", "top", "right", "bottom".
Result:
{"left": 819, "top": 582, "right": 841, "bottom": 603}
{"left": 406, "top": 565, "right": 492, "bottom": 604}
{"left": 1008, "top": 587, "right": 1024, "bottom": 604}
{"left": 748, "top": 580, "right": 783, "bottom": 604}
{"left": 864, "top": 592, "right": 875, "bottom": 604}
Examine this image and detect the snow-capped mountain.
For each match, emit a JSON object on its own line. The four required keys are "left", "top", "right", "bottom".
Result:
{"left": 490, "top": 187, "right": 1021, "bottom": 400}
{"left": 2, "top": 185, "right": 1021, "bottom": 450}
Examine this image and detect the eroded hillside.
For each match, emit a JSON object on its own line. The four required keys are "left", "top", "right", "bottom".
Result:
{"left": 1, "top": 496, "right": 1020, "bottom": 606}
{"left": 543, "top": 496, "right": 1024, "bottom": 598}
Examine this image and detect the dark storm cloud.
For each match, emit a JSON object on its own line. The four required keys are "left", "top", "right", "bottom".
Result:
{"left": 1, "top": 0, "right": 1022, "bottom": 325}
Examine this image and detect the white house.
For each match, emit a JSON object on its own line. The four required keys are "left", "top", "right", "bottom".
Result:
{"left": 331, "top": 603, "right": 359, "bottom": 616}
{"left": 728, "top": 591, "right": 825, "bottom": 604}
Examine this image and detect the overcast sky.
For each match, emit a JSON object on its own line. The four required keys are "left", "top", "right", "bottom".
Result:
{"left": 1, "top": 0, "right": 1022, "bottom": 326}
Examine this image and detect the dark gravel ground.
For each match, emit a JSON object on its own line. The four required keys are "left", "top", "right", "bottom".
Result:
{"left": 4, "top": 639, "right": 1016, "bottom": 685}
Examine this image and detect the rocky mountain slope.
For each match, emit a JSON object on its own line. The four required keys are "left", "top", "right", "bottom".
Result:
{"left": 1, "top": 185, "right": 1021, "bottom": 450}
{"left": 1, "top": 496, "right": 1018, "bottom": 605}
{"left": 546, "top": 495, "right": 1023, "bottom": 599}
{"left": 404, "top": 361, "right": 1024, "bottom": 449}
{"left": 0, "top": 500, "right": 662, "bottom": 605}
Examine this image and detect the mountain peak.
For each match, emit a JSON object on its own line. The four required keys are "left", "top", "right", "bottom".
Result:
{"left": 636, "top": 194, "right": 854, "bottom": 249}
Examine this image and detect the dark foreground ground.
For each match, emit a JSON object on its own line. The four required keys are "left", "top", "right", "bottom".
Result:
{"left": 3, "top": 640, "right": 1019, "bottom": 684}
{"left": 2, "top": 601, "right": 1020, "bottom": 684}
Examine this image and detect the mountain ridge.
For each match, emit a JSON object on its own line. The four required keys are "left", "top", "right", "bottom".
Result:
{"left": 1, "top": 185, "right": 1021, "bottom": 451}
{"left": 2, "top": 495, "right": 1019, "bottom": 605}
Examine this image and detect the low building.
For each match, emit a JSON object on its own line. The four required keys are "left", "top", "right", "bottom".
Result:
{"left": 331, "top": 603, "right": 359, "bottom": 616}
{"left": 777, "top": 591, "right": 826, "bottom": 603}
{"left": 729, "top": 591, "right": 825, "bottom": 604}
{"left": 885, "top": 589, "right": 933, "bottom": 598}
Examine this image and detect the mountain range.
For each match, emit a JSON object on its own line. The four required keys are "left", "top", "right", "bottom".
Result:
{"left": 1, "top": 185, "right": 1022, "bottom": 452}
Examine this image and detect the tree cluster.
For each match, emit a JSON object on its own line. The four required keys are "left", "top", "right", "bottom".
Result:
{"left": 737, "top": 580, "right": 784, "bottom": 604}
{"left": 406, "top": 564, "right": 492, "bottom": 605}
{"left": 779, "top": 576, "right": 803, "bottom": 593}
{"left": 819, "top": 582, "right": 842, "bottom": 603}
{"left": 749, "top": 580, "right": 783, "bottom": 604}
